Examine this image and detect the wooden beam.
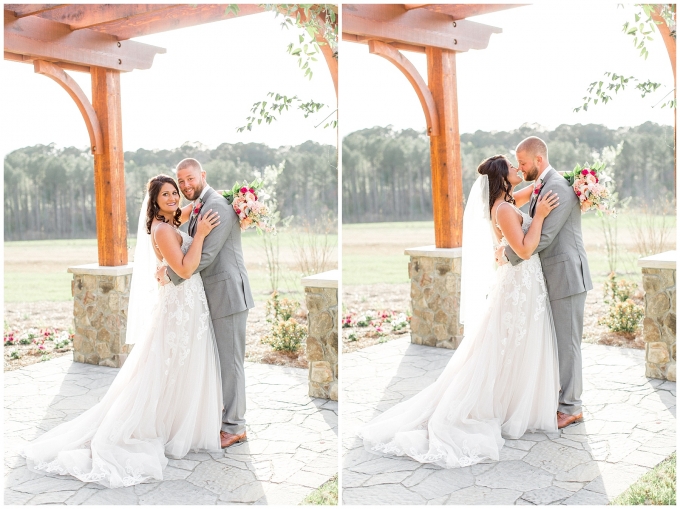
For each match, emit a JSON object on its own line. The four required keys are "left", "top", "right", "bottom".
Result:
{"left": 651, "top": 7, "right": 676, "bottom": 81}
{"left": 427, "top": 48, "right": 463, "bottom": 248}
{"left": 368, "top": 40, "right": 438, "bottom": 136}
{"left": 343, "top": 32, "right": 426, "bottom": 53}
{"left": 34, "top": 4, "right": 178, "bottom": 31}
{"left": 5, "top": 51, "right": 91, "bottom": 72}
{"left": 84, "top": 4, "right": 265, "bottom": 40}
{"left": 419, "top": 4, "right": 527, "bottom": 20}
{"left": 5, "top": 10, "right": 166, "bottom": 71}
{"left": 403, "top": 4, "right": 431, "bottom": 11}
{"left": 33, "top": 60, "right": 103, "bottom": 155}
{"left": 91, "top": 67, "right": 128, "bottom": 266}
{"left": 5, "top": 4, "right": 66, "bottom": 18}
{"left": 343, "top": 4, "right": 501, "bottom": 52}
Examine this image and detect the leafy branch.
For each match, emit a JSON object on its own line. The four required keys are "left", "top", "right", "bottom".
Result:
{"left": 574, "top": 73, "right": 676, "bottom": 112}
{"left": 237, "top": 92, "right": 336, "bottom": 132}
{"left": 575, "top": 4, "right": 676, "bottom": 113}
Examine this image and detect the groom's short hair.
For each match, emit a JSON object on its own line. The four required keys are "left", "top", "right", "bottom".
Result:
{"left": 176, "top": 158, "right": 203, "bottom": 174}
{"left": 516, "top": 137, "right": 548, "bottom": 160}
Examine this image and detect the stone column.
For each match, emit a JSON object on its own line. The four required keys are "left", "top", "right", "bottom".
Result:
{"left": 68, "top": 263, "right": 133, "bottom": 368}
{"left": 406, "top": 246, "right": 463, "bottom": 349}
{"left": 302, "top": 270, "right": 338, "bottom": 401}
{"left": 639, "top": 251, "right": 676, "bottom": 382}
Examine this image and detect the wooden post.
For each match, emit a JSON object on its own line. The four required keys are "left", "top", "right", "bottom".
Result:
{"left": 426, "top": 48, "right": 463, "bottom": 248}
{"left": 91, "top": 66, "right": 127, "bottom": 266}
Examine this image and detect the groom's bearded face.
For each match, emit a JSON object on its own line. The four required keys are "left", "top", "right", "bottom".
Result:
{"left": 516, "top": 151, "right": 540, "bottom": 182}
{"left": 177, "top": 167, "right": 206, "bottom": 201}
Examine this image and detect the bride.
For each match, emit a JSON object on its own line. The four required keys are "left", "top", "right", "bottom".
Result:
{"left": 359, "top": 155, "right": 561, "bottom": 468}
{"left": 22, "top": 175, "right": 223, "bottom": 488}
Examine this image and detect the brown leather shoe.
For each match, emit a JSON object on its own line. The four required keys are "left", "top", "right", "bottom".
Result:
{"left": 220, "top": 430, "right": 247, "bottom": 449}
{"left": 557, "top": 411, "right": 583, "bottom": 429}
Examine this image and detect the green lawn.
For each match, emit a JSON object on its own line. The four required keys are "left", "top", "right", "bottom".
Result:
{"left": 343, "top": 212, "right": 675, "bottom": 287}
{"left": 611, "top": 453, "right": 676, "bottom": 505}
{"left": 4, "top": 230, "right": 337, "bottom": 303}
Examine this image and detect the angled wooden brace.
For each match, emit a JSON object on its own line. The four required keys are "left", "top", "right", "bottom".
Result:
{"left": 368, "top": 40, "right": 439, "bottom": 136}
{"left": 33, "top": 59, "right": 103, "bottom": 155}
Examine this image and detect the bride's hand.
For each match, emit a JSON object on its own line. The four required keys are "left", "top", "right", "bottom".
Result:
{"left": 196, "top": 209, "right": 220, "bottom": 237}
{"left": 535, "top": 190, "right": 559, "bottom": 219}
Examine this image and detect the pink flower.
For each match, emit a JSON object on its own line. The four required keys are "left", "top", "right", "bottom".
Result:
{"left": 576, "top": 190, "right": 581, "bottom": 196}
{"left": 249, "top": 188, "right": 255, "bottom": 193}
{"left": 240, "top": 187, "right": 248, "bottom": 194}
{"left": 590, "top": 170, "right": 596, "bottom": 176}
{"left": 581, "top": 169, "right": 589, "bottom": 175}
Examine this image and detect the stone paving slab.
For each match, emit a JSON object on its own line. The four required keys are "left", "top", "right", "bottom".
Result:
{"left": 342, "top": 338, "right": 675, "bottom": 505}
{"left": 4, "top": 356, "right": 337, "bottom": 505}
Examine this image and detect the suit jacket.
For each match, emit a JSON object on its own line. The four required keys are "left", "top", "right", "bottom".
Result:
{"left": 168, "top": 187, "right": 255, "bottom": 319}
{"left": 505, "top": 168, "right": 593, "bottom": 301}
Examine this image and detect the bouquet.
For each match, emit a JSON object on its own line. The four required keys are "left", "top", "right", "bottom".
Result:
{"left": 562, "top": 161, "right": 613, "bottom": 214}
{"left": 222, "top": 178, "right": 275, "bottom": 233}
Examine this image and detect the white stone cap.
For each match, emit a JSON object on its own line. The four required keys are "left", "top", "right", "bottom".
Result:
{"left": 405, "top": 245, "right": 462, "bottom": 258}
{"left": 68, "top": 263, "right": 134, "bottom": 276}
{"left": 638, "top": 250, "right": 676, "bottom": 270}
{"left": 301, "top": 269, "right": 338, "bottom": 289}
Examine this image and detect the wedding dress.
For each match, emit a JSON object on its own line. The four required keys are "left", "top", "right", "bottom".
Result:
{"left": 22, "top": 229, "right": 223, "bottom": 488}
{"left": 359, "top": 201, "right": 560, "bottom": 468}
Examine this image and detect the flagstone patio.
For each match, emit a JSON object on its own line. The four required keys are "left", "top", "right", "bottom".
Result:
{"left": 342, "top": 338, "right": 676, "bottom": 505}
{"left": 4, "top": 356, "right": 338, "bottom": 505}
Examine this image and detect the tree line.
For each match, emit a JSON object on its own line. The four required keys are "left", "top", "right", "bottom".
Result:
{"left": 4, "top": 141, "right": 337, "bottom": 240}
{"left": 342, "top": 122, "right": 675, "bottom": 223}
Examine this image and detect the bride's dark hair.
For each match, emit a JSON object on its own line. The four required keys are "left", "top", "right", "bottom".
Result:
{"left": 146, "top": 175, "right": 182, "bottom": 234}
{"left": 476, "top": 155, "right": 515, "bottom": 216}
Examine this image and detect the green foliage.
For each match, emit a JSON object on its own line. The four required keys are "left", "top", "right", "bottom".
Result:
{"left": 301, "top": 474, "right": 338, "bottom": 505}
{"left": 575, "top": 4, "right": 676, "bottom": 112}
{"left": 600, "top": 274, "right": 644, "bottom": 333}
{"left": 612, "top": 452, "right": 676, "bottom": 505}
{"left": 239, "top": 5, "right": 338, "bottom": 132}
{"left": 263, "top": 291, "right": 307, "bottom": 352}
{"left": 265, "top": 291, "right": 300, "bottom": 323}
{"left": 5, "top": 141, "right": 336, "bottom": 240}
{"left": 343, "top": 123, "right": 674, "bottom": 224}
{"left": 10, "top": 351, "right": 20, "bottom": 360}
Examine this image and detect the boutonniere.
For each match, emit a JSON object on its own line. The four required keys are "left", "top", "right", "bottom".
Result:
{"left": 193, "top": 201, "right": 203, "bottom": 215}
{"left": 533, "top": 179, "right": 544, "bottom": 195}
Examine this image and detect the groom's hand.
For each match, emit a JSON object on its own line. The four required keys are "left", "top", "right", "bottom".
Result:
{"left": 155, "top": 265, "right": 170, "bottom": 286}
{"left": 495, "top": 245, "right": 508, "bottom": 266}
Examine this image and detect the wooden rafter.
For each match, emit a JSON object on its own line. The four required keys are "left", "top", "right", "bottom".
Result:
{"left": 33, "top": 4, "right": 179, "bottom": 31}
{"left": 33, "top": 60, "right": 103, "bottom": 154}
{"left": 5, "top": 10, "right": 166, "bottom": 72}
{"left": 412, "top": 4, "right": 526, "bottom": 20}
{"left": 343, "top": 4, "right": 501, "bottom": 52}
{"left": 5, "top": 4, "right": 66, "bottom": 18}
{"left": 368, "top": 40, "right": 438, "bottom": 136}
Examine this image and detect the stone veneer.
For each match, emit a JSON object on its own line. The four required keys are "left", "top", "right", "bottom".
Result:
{"left": 639, "top": 251, "right": 676, "bottom": 382}
{"left": 406, "top": 246, "right": 463, "bottom": 349}
{"left": 69, "top": 263, "right": 133, "bottom": 368}
{"left": 302, "top": 270, "right": 338, "bottom": 401}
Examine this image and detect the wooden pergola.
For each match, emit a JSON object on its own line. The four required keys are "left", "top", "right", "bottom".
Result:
{"left": 5, "top": 4, "right": 338, "bottom": 265}
{"left": 343, "top": 4, "right": 521, "bottom": 248}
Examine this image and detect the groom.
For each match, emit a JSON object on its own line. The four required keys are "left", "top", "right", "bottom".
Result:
{"left": 156, "top": 158, "right": 255, "bottom": 448}
{"left": 496, "top": 137, "right": 593, "bottom": 429}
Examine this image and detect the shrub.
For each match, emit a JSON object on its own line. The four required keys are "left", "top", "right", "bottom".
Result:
{"left": 264, "top": 318, "right": 307, "bottom": 352}
{"left": 263, "top": 292, "right": 307, "bottom": 353}
{"left": 347, "top": 332, "right": 358, "bottom": 342}
{"left": 10, "top": 351, "right": 20, "bottom": 360}
{"left": 603, "top": 273, "right": 639, "bottom": 305}
{"left": 600, "top": 299, "right": 645, "bottom": 333}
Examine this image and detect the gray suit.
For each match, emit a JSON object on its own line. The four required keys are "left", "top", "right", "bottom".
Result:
{"left": 168, "top": 187, "right": 255, "bottom": 434}
{"left": 505, "top": 168, "right": 593, "bottom": 416}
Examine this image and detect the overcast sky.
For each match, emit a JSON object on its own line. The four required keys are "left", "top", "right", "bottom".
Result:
{"left": 2, "top": 10, "right": 337, "bottom": 156}
{"left": 341, "top": 2, "right": 675, "bottom": 137}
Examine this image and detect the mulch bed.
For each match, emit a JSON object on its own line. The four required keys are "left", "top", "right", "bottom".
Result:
{"left": 342, "top": 282, "right": 645, "bottom": 353}
{"left": 4, "top": 301, "right": 308, "bottom": 371}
